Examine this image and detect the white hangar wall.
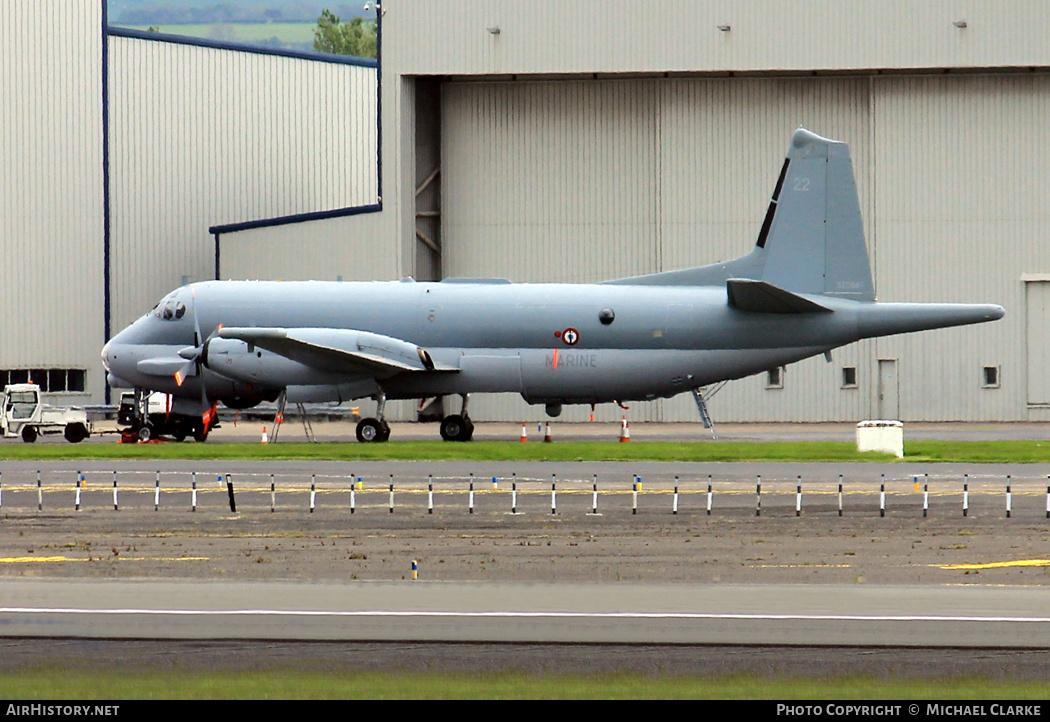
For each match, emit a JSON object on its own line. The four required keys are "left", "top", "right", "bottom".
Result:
{"left": 218, "top": 211, "right": 396, "bottom": 282}
{"left": 440, "top": 77, "right": 877, "bottom": 423}
{"left": 2, "top": 0, "right": 382, "bottom": 408}
{"left": 0, "top": 0, "right": 104, "bottom": 405}
{"left": 107, "top": 32, "right": 379, "bottom": 335}
{"left": 873, "top": 75, "right": 1050, "bottom": 423}
{"left": 438, "top": 75, "right": 1050, "bottom": 423}
{"left": 374, "top": 1, "right": 1050, "bottom": 422}
{"left": 10, "top": 0, "right": 1042, "bottom": 420}
{"left": 388, "top": 0, "right": 1050, "bottom": 75}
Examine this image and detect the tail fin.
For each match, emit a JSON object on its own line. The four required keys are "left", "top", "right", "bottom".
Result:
{"left": 759, "top": 128, "right": 875, "bottom": 302}
{"left": 605, "top": 128, "right": 875, "bottom": 301}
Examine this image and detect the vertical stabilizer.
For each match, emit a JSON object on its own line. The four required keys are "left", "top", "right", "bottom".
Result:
{"left": 760, "top": 128, "right": 875, "bottom": 302}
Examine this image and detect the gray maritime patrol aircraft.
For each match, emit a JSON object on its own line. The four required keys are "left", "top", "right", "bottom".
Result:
{"left": 102, "top": 128, "right": 1004, "bottom": 442}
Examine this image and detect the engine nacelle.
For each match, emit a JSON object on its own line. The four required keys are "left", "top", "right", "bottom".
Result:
{"left": 219, "top": 395, "right": 268, "bottom": 410}
{"left": 202, "top": 338, "right": 344, "bottom": 387}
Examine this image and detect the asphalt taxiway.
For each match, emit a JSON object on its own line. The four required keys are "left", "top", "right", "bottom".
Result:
{"left": 2, "top": 422, "right": 1049, "bottom": 677}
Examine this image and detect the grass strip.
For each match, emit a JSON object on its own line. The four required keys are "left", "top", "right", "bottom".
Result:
{"left": 1, "top": 670, "right": 1046, "bottom": 700}
{"left": 5, "top": 439, "right": 1050, "bottom": 463}
{"left": 0, "top": 440, "right": 890, "bottom": 463}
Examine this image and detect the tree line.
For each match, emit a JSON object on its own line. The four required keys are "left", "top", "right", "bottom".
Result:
{"left": 112, "top": 2, "right": 369, "bottom": 26}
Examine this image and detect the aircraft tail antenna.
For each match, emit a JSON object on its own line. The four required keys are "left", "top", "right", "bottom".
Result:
{"left": 759, "top": 128, "right": 875, "bottom": 302}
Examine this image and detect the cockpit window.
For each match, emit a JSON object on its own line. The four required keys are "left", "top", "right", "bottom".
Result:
{"left": 153, "top": 299, "right": 186, "bottom": 321}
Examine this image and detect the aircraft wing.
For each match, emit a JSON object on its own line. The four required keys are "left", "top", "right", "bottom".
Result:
{"left": 218, "top": 327, "right": 458, "bottom": 378}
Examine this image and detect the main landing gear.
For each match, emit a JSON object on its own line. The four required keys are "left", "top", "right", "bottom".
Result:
{"left": 354, "top": 393, "right": 475, "bottom": 443}
{"left": 439, "top": 394, "right": 474, "bottom": 442}
{"left": 356, "top": 390, "right": 391, "bottom": 443}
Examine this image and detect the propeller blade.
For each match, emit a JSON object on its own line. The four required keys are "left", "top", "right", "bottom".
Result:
{"left": 189, "top": 286, "right": 218, "bottom": 436}
{"left": 174, "top": 288, "right": 208, "bottom": 385}
{"left": 174, "top": 359, "right": 196, "bottom": 387}
{"left": 191, "top": 284, "right": 203, "bottom": 348}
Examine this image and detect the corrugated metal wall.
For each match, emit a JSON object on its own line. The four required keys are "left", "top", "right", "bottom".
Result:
{"left": 872, "top": 74, "right": 1050, "bottom": 421}
{"left": 219, "top": 212, "right": 396, "bottom": 282}
{"left": 443, "top": 81, "right": 661, "bottom": 284}
{"left": 107, "top": 35, "right": 378, "bottom": 333}
{"left": 441, "top": 77, "right": 874, "bottom": 422}
{"left": 0, "top": 0, "right": 104, "bottom": 402}
{"left": 388, "top": 0, "right": 1050, "bottom": 76}
{"left": 440, "top": 74, "right": 1045, "bottom": 422}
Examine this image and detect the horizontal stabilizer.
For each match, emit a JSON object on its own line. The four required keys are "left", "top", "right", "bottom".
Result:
{"left": 726, "top": 279, "right": 833, "bottom": 314}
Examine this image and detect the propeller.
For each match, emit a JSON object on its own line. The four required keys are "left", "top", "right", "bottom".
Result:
{"left": 174, "top": 285, "right": 205, "bottom": 387}
{"left": 171, "top": 285, "right": 218, "bottom": 436}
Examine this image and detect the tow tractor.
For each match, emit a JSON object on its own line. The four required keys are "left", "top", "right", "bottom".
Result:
{"left": 117, "top": 391, "right": 212, "bottom": 442}
{"left": 0, "top": 383, "right": 91, "bottom": 443}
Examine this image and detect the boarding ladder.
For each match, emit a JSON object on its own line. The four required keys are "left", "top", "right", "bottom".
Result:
{"left": 692, "top": 382, "right": 727, "bottom": 440}
{"left": 268, "top": 392, "right": 317, "bottom": 443}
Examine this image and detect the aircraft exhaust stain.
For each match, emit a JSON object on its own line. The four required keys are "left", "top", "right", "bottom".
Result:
{"left": 937, "top": 559, "right": 1050, "bottom": 570}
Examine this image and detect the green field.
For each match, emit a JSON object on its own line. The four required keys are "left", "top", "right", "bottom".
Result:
{"left": 2, "top": 670, "right": 1046, "bottom": 700}
{"left": 5, "top": 439, "right": 1050, "bottom": 463}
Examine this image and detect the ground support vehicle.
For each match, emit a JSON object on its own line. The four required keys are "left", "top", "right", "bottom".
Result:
{"left": 117, "top": 391, "right": 211, "bottom": 442}
{"left": 0, "top": 384, "right": 91, "bottom": 443}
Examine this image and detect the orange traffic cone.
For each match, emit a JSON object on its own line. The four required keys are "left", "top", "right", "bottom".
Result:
{"left": 619, "top": 416, "right": 631, "bottom": 443}
{"left": 544, "top": 422, "right": 552, "bottom": 443}
{"left": 261, "top": 426, "right": 269, "bottom": 444}
{"left": 520, "top": 423, "right": 528, "bottom": 443}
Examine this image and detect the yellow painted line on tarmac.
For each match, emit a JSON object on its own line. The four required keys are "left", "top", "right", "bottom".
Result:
{"left": 937, "top": 559, "right": 1050, "bottom": 570}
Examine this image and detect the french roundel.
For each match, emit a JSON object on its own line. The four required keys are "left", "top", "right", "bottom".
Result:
{"left": 562, "top": 328, "right": 580, "bottom": 346}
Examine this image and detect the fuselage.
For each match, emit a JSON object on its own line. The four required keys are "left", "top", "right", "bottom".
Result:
{"left": 102, "top": 279, "right": 1002, "bottom": 411}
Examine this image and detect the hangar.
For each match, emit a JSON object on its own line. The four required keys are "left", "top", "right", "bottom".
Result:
{"left": 6, "top": 1, "right": 1050, "bottom": 424}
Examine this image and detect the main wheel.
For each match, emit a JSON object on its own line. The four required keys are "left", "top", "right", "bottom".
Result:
{"left": 21, "top": 426, "right": 37, "bottom": 443}
{"left": 192, "top": 425, "right": 209, "bottom": 442}
{"left": 64, "top": 422, "right": 89, "bottom": 443}
{"left": 356, "top": 417, "right": 387, "bottom": 443}
{"left": 440, "top": 414, "right": 472, "bottom": 442}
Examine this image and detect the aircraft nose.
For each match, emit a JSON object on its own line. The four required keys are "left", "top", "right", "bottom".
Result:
{"left": 101, "top": 339, "right": 113, "bottom": 372}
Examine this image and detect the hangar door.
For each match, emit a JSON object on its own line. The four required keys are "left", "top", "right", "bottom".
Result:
{"left": 1026, "top": 281, "right": 1050, "bottom": 405}
{"left": 439, "top": 77, "right": 873, "bottom": 422}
